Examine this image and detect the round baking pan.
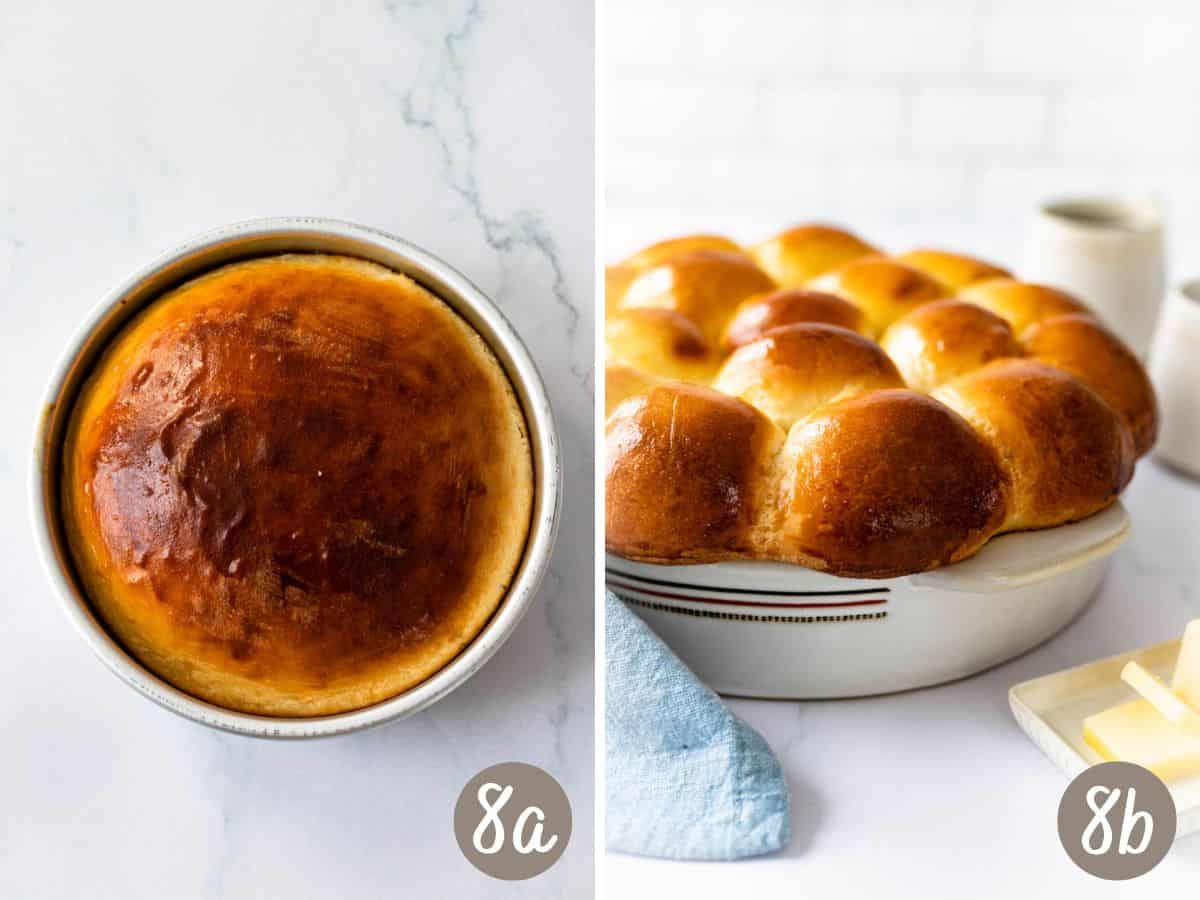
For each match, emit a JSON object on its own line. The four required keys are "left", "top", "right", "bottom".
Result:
{"left": 31, "top": 217, "right": 561, "bottom": 738}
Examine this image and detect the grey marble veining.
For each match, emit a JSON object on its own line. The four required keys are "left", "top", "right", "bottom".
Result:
{"left": 0, "top": 1, "right": 593, "bottom": 897}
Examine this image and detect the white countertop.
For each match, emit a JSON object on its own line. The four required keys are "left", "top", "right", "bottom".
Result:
{"left": 608, "top": 459, "right": 1200, "bottom": 896}
{"left": 0, "top": 2, "right": 593, "bottom": 898}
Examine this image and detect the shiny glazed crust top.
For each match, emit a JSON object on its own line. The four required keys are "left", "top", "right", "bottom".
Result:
{"left": 62, "top": 254, "right": 533, "bottom": 716}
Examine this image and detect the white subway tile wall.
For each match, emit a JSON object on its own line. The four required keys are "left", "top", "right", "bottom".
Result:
{"left": 606, "top": 0, "right": 1200, "bottom": 272}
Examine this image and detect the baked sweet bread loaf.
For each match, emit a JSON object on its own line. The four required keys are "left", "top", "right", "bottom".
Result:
{"left": 62, "top": 255, "right": 534, "bottom": 715}
{"left": 606, "top": 223, "right": 1157, "bottom": 578}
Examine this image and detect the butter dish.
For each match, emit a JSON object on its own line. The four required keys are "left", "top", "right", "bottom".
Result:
{"left": 1010, "top": 638, "right": 1200, "bottom": 839}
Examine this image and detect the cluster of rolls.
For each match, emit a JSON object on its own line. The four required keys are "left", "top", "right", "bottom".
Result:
{"left": 606, "top": 225, "right": 1158, "bottom": 578}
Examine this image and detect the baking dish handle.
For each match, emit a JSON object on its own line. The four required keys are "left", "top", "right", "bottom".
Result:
{"left": 908, "top": 502, "right": 1131, "bottom": 594}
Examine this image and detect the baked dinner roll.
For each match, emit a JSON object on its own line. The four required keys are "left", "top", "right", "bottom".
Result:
{"left": 607, "top": 235, "right": 745, "bottom": 314}
{"left": 619, "top": 250, "right": 776, "bottom": 345}
{"left": 959, "top": 279, "right": 1091, "bottom": 337}
{"left": 748, "top": 224, "right": 879, "bottom": 287}
{"left": 722, "top": 289, "right": 869, "bottom": 351}
{"left": 624, "top": 233, "right": 744, "bottom": 269}
{"left": 773, "top": 390, "right": 1008, "bottom": 578}
{"left": 880, "top": 299, "right": 1023, "bottom": 392}
{"left": 934, "top": 359, "right": 1134, "bottom": 531}
{"left": 61, "top": 255, "right": 533, "bottom": 717}
{"left": 896, "top": 249, "right": 1011, "bottom": 290}
{"left": 1024, "top": 314, "right": 1158, "bottom": 456}
{"left": 606, "top": 364, "right": 662, "bottom": 418}
{"left": 606, "top": 307, "right": 721, "bottom": 383}
{"left": 606, "top": 383, "right": 784, "bottom": 563}
{"left": 811, "top": 257, "right": 948, "bottom": 335}
{"left": 712, "top": 324, "right": 903, "bottom": 429}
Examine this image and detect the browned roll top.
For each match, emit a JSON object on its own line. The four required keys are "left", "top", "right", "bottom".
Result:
{"left": 605, "top": 384, "right": 782, "bottom": 564}
{"left": 619, "top": 249, "right": 777, "bottom": 345}
{"left": 713, "top": 323, "right": 903, "bottom": 429}
{"left": 748, "top": 224, "right": 879, "bottom": 287}
{"left": 935, "top": 359, "right": 1134, "bottom": 531}
{"left": 776, "top": 390, "right": 1008, "bottom": 577}
{"left": 1022, "top": 313, "right": 1158, "bottom": 456}
{"left": 62, "top": 255, "right": 533, "bottom": 715}
{"left": 722, "top": 289, "right": 869, "bottom": 351}
{"left": 880, "top": 299, "right": 1023, "bottom": 392}
{"left": 896, "top": 248, "right": 1011, "bottom": 290}
{"left": 810, "top": 256, "right": 949, "bottom": 335}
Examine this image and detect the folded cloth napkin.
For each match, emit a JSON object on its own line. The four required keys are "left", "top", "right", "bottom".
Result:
{"left": 605, "top": 592, "right": 791, "bottom": 860}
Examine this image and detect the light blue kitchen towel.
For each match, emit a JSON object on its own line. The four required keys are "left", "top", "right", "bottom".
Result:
{"left": 606, "top": 591, "right": 791, "bottom": 860}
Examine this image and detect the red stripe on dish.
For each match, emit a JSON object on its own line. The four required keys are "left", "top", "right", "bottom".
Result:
{"left": 607, "top": 579, "right": 889, "bottom": 609}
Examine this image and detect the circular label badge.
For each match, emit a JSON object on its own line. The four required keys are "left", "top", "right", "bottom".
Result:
{"left": 1058, "top": 761, "right": 1176, "bottom": 880}
{"left": 453, "top": 762, "right": 572, "bottom": 881}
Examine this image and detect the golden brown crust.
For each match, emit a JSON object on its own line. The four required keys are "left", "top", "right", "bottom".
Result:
{"left": 608, "top": 235, "right": 748, "bottom": 314}
{"left": 773, "top": 390, "right": 1008, "bottom": 578}
{"left": 934, "top": 359, "right": 1134, "bottom": 531}
{"left": 618, "top": 250, "right": 776, "bottom": 345}
{"left": 722, "top": 289, "right": 869, "bottom": 351}
{"left": 748, "top": 224, "right": 879, "bottom": 287}
{"left": 62, "top": 255, "right": 533, "bottom": 716}
{"left": 896, "top": 248, "right": 1011, "bottom": 290}
{"left": 811, "top": 257, "right": 948, "bottom": 335}
{"left": 959, "top": 279, "right": 1091, "bottom": 337}
{"left": 624, "top": 234, "right": 745, "bottom": 269}
{"left": 712, "top": 324, "right": 903, "bottom": 429}
{"left": 605, "top": 383, "right": 783, "bottom": 563}
{"left": 606, "top": 364, "right": 663, "bottom": 419}
{"left": 880, "top": 299, "right": 1023, "bottom": 392}
{"left": 1024, "top": 314, "right": 1158, "bottom": 457}
{"left": 606, "top": 307, "right": 722, "bottom": 384}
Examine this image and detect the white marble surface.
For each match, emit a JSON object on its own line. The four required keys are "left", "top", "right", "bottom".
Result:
{"left": 0, "top": 2, "right": 593, "bottom": 897}
{"left": 609, "top": 466, "right": 1200, "bottom": 897}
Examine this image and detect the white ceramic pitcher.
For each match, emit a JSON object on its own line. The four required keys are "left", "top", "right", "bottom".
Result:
{"left": 1025, "top": 196, "right": 1165, "bottom": 358}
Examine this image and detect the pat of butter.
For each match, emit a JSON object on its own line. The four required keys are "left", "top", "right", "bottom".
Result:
{"left": 1121, "top": 661, "right": 1200, "bottom": 737}
{"left": 1173, "top": 620, "right": 1200, "bottom": 709}
{"left": 1084, "top": 699, "right": 1200, "bottom": 781}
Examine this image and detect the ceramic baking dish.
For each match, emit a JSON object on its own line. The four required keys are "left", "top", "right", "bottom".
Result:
{"left": 607, "top": 502, "right": 1129, "bottom": 698}
{"left": 31, "top": 217, "right": 561, "bottom": 738}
